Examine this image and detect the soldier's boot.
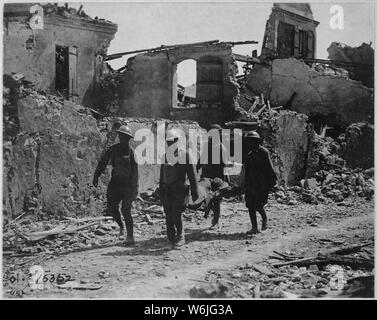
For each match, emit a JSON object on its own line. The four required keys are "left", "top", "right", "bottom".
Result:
{"left": 175, "top": 233, "right": 185, "bottom": 247}
{"left": 124, "top": 236, "right": 135, "bottom": 246}
{"left": 123, "top": 211, "right": 135, "bottom": 246}
{"left": 111, "top": 210, "right": 125, "bottom": 239}
{"left": 260, "top": 209, "right": 267, "bottom": 231}
{"left": 209, "top": 199, "right": 221, "bottom": 230}
{"left": 247, "top": 209, "right": 260, "bottom": 235}
{"left": 165, "top": 212, "right": 176, "bottom": 248}
{"left": 118, "top": 228, "right": 126, "bottom": 240}
{"left": 246, "top": 228, "right": 260, "bottom": 235}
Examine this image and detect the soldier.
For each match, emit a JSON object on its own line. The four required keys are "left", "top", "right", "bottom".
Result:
{"left": 93, "top": 125, "right": 138, "bottom": 245}
{"left": 159, "top": 128, "right": 199, "bottom": 248}
{"left": 243, "top": 131, "right": 277, "bottom": 235}
{"left": 197, "top": 124, "right": 230, "bottom": 229}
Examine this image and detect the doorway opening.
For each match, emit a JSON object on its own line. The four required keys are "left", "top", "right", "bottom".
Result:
{"left": 176, "top": 59, "right": 197, "bottom": 108}
{"left": 55, "top": 45, "right": 69, "bottom": 98}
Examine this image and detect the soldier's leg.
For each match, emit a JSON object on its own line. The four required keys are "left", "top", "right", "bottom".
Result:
{"left": 258, "top": 205, "right": 267, "bottom": 230}
{"left": 173, "top": 202, "right": 185, "bottom": 246}
{"left": 247, "top": 204, "right": 260, "bottom": 234}
{"left": 121, "top": 197, "right": 134, "bottom": 244}
{"left": 162, "top": 195, "right": 176, "bottom": 245}
{"left": 166, "top": 208, "right": 176, "bottom": 244}
{"left": 210, "top": 198, "right": 221, "bottom": 228}
{"left": 107, "top": 184, "right": 123, "bottom": 237}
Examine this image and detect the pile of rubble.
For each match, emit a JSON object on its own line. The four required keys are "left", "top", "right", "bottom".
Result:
{"left": 190, "top": 242, "right": 374, "bottom": 298}
{"left": 3, "top": 192, "right": 164, "bottom": 261}
{"left": 42, "top": 3, "right": 113, "bottom": 24}
{"left": 230, "top": 92, "right": 374, "bottom": 204}
{"left": 274, "top": 167, "right": 374, "bottom": 205}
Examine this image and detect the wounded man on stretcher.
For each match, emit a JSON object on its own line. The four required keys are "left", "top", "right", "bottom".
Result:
{"left": 187, "top": 177, "right": 234, "bottom": 229}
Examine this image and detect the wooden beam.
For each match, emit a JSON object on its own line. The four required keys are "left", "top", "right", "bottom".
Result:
{"left": 105, "top": 40, "right": 220, "bottom": 61}
{"left": 225, "top": 40, "right": 258, "bottom": 46}
{"left": 233, "top": 53, "right": 261, "bottom": 64}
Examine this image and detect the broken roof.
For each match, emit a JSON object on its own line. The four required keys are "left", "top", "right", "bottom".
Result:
{"left": 273, "top": 2, "right": 314, "bottom": 20}
{"left": 4, "top": 3, "right": 117, "bottom": 27}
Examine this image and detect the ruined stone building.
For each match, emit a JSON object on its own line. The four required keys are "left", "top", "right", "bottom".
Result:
{"left": 114, "top": 41, "right": 240, "bottom": 128}
{"left": 3, "top": 3, "right": 117, "bottom": 103}
{"left": 261, "top": 3, "right": 319, "bottom": 59}
{"left": 244, "top": 3, "right": 373, "bottom": 133}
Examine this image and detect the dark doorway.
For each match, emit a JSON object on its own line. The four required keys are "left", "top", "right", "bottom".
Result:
{"left": 299, "top": 29, "right": 309, "bottom": 58}
{"left": 55, "top": 45, "right": 69, "bottom": 98}
{"left": 277, "top": 21, "right": 295, "bottom": 58}
{"left": 196, "top": 56, "right": 223, "bottom": 108}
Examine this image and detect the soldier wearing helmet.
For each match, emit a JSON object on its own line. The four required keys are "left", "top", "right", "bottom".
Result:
{"left": 243, "top": 131, "right": 276, "bottom": 235}
{"left": 93, "top": 124, "right": 138, "bottom": 245}
{"left": 197, "top": 123, "right": 230, "bottom": 230}
{"left": 159, "top": 127, "right": 199, "bottom": 248}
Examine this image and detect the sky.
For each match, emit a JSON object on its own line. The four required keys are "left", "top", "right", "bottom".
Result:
{"left": 67, "top": 1, "right": 374, "bottom": 86}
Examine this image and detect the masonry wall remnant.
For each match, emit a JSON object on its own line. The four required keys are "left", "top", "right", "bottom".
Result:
{"left": 3, "top": 89, "right": 201, "bottom": 218}
{"left": 245, "top": 57, "right": 373, "bottom": 128}
{"left": 117, "top": 42, "right": 240, "bottom": 128}
{"left": 261, "top": 3, "right": 319, "bottom": 60}
{"left": 3, "top": 3, "right": 117, "bottom": 104}
{"left": 327, "top": 42, "right": 374, "bottom": 88}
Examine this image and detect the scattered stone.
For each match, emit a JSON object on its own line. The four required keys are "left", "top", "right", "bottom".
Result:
{"left": 94, "top": 229, "right": 107, "bottom": 236}
{"left": 189, "top": 281, "right": 229, "bottom": 298}
{"left": 308, "top": 265, "right": 319, "bottom": 272}
{"left": 98, "top": 271, "right": 110, "bottom": 279}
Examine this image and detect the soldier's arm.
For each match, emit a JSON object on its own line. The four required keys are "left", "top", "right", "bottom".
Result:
{"left": 93, "top": 148, "right": 111, "bottom": 185}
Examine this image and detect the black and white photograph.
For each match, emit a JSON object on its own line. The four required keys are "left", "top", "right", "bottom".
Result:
{"left": 1, "top": 0, "right": 375, "bottom": 303}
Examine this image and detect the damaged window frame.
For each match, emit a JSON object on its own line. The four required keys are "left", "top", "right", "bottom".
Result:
{"left": 55, "top": 44, "right": 79, "bottom": 100}
{"left": 174, "top": 58, "right": 198, "bottom": 108}
{"left": 172, "top": 55, "right": 223, "bottom": 109}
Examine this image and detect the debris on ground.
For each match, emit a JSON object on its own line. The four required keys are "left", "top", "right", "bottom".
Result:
{"left": 3, "top": 191, "right": 165, "bottom": 264}
{"left": 197, "top": 239, "right": 374, "bottom": 299}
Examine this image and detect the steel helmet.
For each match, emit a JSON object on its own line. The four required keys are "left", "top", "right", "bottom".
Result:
{"left": 210, "top": 124, "right": 222, "bottom": 130}
{"left": 116, "top": 125, "right": 134, "bottom": 138}
{"left": 166, "top": 128, "right": 183, "bottom": 141}
{"left": 245, "top": 131, "right": 261, "bottom": 140}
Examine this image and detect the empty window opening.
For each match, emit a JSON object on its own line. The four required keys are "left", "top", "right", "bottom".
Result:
{"left": 55, "top": 45, "right": 69, "bottom": 98}
{"left": 299, "top": 30, "right": 309, "bottom": 58}
{"left": 55, "top": 45, "right": 78, "bottom": 100}
{"left": 176, "top": 59, "right": 197, "bottom": 108}
{"left": 277, "top": 22, "right": 315, "bottom": 59}
{"left": 277, "top": 21, "right": 295, "bottom": 58}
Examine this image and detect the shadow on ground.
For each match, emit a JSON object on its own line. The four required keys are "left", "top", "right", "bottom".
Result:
{"left": 101, "top": 227, "right": 250, "bottom": 257}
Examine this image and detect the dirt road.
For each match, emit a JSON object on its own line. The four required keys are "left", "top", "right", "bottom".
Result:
{"left": 3, "top": 197, "right": 374, "bottom": 299}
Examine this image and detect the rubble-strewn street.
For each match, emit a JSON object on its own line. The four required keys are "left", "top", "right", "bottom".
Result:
{"left": 3, "top": 195, "right": 373, "bottom": 298}
{"left": 2, "top": 2, "right": 375, "bottom": 301}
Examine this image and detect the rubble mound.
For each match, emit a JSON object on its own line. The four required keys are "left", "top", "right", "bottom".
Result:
{"left": 276, "top": 130, "right": 374, "bottom": 205}
{"left": 340, "top": 122, "right": 374, "bottom": 169}
{"left": 3, "top": 88, "right": 108, "bottom": 218}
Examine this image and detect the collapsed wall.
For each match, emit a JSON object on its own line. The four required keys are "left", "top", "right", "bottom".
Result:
{"left": 259, "top": 110, "right": 310, "bottom": 186}
{"left": 115, "top": 42, "right": 240, "bottom": 127}
{"left": 3, "top": 93, "right": 107, "bottom": 218}
{"left": 246, "top": 58, "right": 373, "bottom": 127}
{"left": 340, "top": 122, "right": 374, "bottom": 169}
{"left": 3, "top": 91, "right": 201, "bottom": 218}
{"left": 327, "top": 42, "right": 374, "bottom": 88}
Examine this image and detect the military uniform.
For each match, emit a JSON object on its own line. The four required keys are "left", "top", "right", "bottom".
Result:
{"left": 244, "top": 142, "right": 276, "bottom": 232}
{"left": 93, "top": 142, "right": 138, "bottom": 239}
{"left": 160, "top": 150, "right": 199, "bottom": 246}
{"left": 198, "top": 136, "right": 229, "bottom": 227}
